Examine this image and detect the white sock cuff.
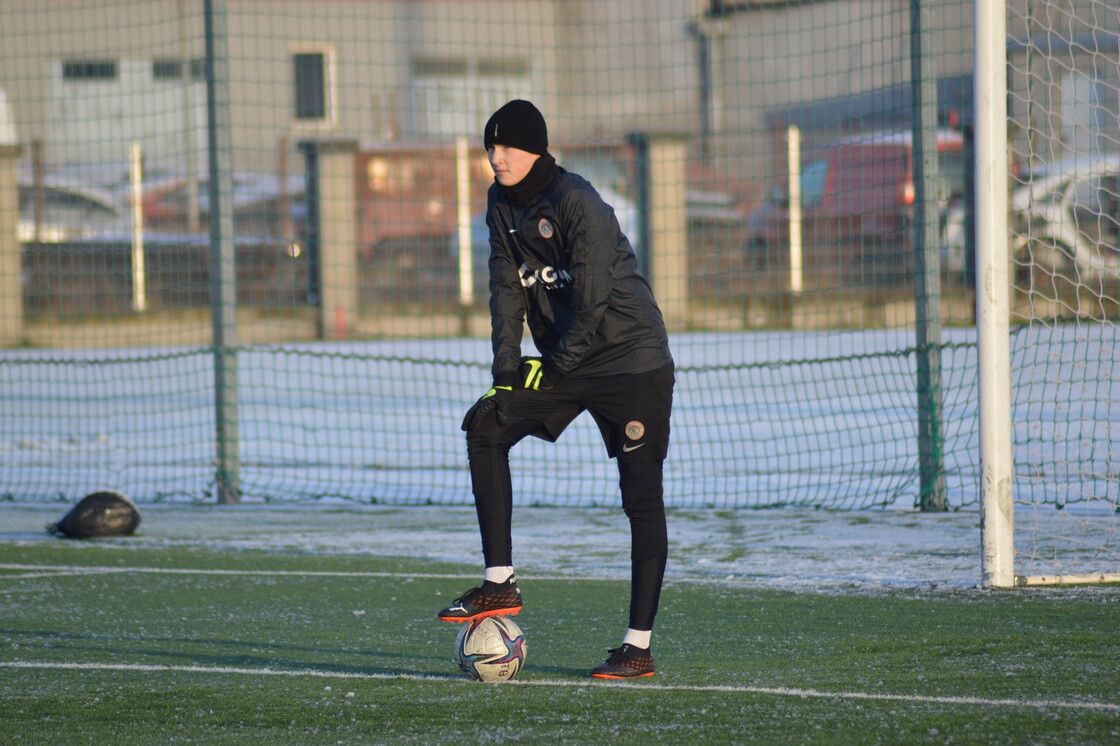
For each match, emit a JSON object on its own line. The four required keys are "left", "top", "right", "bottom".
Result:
{"left": 623, "top": 628, "right": 651, "bottom": 649}
{"left": 484, "top": 566, "right": 515, "bottom": 584}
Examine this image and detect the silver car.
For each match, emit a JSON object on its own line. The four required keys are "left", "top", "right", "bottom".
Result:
{"left": 1010, "top": 155, "right": 1120, "bottom": 285}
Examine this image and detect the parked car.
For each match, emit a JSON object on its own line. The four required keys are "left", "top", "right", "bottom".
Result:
{"left": 744, "top": 129, "right": 966, "bottom": 281}
{"left": 20, "top": 163, "right": 306, "bottom": 242}
{"left": 18, "top": 175, "right": 130, "bottom": 243}
{"left": 939, "top": 195, "right": 972, "bottom": 274}
{"left": 1009, "top": 155, "right": 1120, "bottom": 285}
{"left": 129, "top": 172, "right": 306, "bottom": 241}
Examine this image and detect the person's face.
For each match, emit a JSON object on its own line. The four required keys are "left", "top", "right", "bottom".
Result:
{"left": 488, "top": 145, "right": 539, "bottom": 186}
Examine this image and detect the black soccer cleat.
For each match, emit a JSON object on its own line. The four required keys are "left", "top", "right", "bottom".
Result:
{"left": 437, "top": 577, "right": 523, "bottom": 623}
{"left": 590, "top": 643, "right": 655, "bottom": 679}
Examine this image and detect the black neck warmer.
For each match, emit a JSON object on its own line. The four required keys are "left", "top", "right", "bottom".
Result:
{"left": 502, "top": 152, "right": 559, "bottom": 208}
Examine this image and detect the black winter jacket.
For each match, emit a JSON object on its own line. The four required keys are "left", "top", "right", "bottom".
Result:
{"left": 485, "top": 167, "right": 673, "bottom": 387}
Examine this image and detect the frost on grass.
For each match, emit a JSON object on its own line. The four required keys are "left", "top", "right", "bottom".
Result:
{"left": 0, "top": 502, "right": 992, "bottom": 595}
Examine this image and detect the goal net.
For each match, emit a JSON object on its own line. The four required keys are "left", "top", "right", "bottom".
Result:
{"left": 999, "top": 2, "right": 1120, "bottom": 584}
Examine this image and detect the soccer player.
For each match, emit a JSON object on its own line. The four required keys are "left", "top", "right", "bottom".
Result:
{"left": 437, "top": 100, "right": 675, "bottom": 679}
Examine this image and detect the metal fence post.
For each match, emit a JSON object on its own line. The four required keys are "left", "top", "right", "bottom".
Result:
{"left": 0, "top": 93, "right": 21, "bottom": 347}
{"left": 298, "top": 137, "right": 358, "bottom": 340}
{"left": 298, "top": 141, "right": 323, "bottom": 329}
{"left": 911, "top": 0, "right": 947, "bottom": 511}
{"left": 205, "top": 0, "right": 240, "bottom": 505}
{"left": 626, "top": 131, "right": 690, "bottom": 331}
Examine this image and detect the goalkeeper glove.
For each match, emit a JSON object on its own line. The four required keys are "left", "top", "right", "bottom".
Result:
{"left": 519, "top": 356, "right": 549, "bottom": 390}
{"left": 461, "top": 385, "right": 513, "bottom": 431}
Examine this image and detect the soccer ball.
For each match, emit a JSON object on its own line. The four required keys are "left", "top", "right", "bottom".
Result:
{"left": 453, "top": 616, "right": 527, "bottom": 682}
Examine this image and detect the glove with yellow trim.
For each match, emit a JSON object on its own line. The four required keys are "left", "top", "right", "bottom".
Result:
{"left": 519, "top": 356, "right": 548, "bottom": 391}
{"left": 461, "top": 385, "right": 513, "bottom": 431}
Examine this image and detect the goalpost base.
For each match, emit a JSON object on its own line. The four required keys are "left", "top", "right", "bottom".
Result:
{"left": 1015, "top": 574, "right": 1120, "bottom": 587}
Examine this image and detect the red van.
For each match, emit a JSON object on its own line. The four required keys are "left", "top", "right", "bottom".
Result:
{"left": 744, "top": 129, "right": 965, "bottom": 285}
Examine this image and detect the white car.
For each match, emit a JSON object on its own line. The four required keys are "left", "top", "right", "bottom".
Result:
{"left": 940, "top": 199, "right": 969, "bottom": 274}
{"left": 1009, "top": 155, "right": 1120, "bottom": 284}
{"left": 18, "top": 176, "right": 129, "bottom": 242}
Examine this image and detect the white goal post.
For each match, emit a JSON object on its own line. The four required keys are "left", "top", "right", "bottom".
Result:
{"left": 976, "top": 1, "right": 1016, "bottom": 588}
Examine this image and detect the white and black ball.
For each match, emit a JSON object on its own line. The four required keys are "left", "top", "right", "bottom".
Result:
{"left": 453, "top": 616, "right": 527, "bottom": 682}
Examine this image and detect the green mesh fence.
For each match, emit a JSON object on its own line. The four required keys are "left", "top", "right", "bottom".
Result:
{"left": 0, "top": 2, "right": 1117, "bottom": 575}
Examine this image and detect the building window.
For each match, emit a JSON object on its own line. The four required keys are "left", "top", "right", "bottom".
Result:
{"left": 293, "top": 48, "right": 335, "bottom": 127}
{"left": 62, "top": 60, "right": 118, "bottom": 81}
{"left": 411, "top": 58, "right": 469, "bottom": 77}
{"left": 153, "top": 59, "right": 207, "bottom": 82}
{"left": 411, "top": 57, "right": 530, "bottom": 138}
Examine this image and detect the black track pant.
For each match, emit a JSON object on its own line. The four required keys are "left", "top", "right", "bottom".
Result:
{"left": 464, "top": 365, "right": 673, "bottom": 631}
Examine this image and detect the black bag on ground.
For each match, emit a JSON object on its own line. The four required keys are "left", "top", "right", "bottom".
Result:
{"left": 47, "top": 490, "right": 141, "bottom": 538}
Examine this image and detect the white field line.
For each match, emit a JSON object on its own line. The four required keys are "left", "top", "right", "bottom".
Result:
{"left": 0, "top": 564, "right": 629, "bottom": 596}
{"left": 1, "top": 660, "right": 1117, "bottom": 713}
{"left": 0, "top": 564, "right": 628, "bottom": 582}
{"left": 0, "top": 563, "right": 481, "bottom": 580}
{"left": 0, "top": 564, "right": 757, "bottom": 588}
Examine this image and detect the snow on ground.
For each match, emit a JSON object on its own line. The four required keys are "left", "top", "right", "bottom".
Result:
{"left": 1, "top": 502, "right": 984, "bottom": 592}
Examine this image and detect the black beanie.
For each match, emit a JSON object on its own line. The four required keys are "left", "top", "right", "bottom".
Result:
{"left": 483, "top": 100, "right": 548, "bottom": 155}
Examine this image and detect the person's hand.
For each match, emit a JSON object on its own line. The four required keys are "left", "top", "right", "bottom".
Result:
{"left": 461, "top": 385, "right": 513, "bottom": 431}
{"left": 519, "top": 357, "right": 548, "bottom": 390}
